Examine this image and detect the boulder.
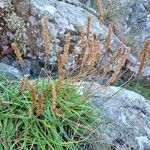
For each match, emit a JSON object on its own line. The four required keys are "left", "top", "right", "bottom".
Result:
{"left": 81, "top": 82, "right": 150, "bottom": 150}
{"left": 117, "top": 0, "right": 150, "bottom": 51}
{"left": 82, "top": 0, "right": 150, "bottom": 55}
{"left": 0, "top": 0, "right": 123, "bottom": 64}
{"left": 107, "top": 0, "right": 149, "bottom": 52}
{"left": 0, "top": 0, "right": 149, "bottom": 79}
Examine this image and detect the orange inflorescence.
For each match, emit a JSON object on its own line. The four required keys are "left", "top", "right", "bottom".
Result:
{"left": 43, "top": 16, "right": 50, "bottom": 59}
{"left": 11, "top": 43, "right": 23, "bottom": 67}
{"left": 104, "top": 23, "right": 113, "bottom": 53}
{"left": 51, "top": 80, "right": 57, "bottom": 115}
{"left": 105, "top": 48, "right": 131, "bottom": 86}
{"left": 88, "top": 36, "right": 100, "bottom": 71}
{"left": 86, "top": 16, "right": 91, "bottom": 38}
{"left": 20, "top": 75, "right": 29, "bottom": 94}
{"left": 56, "top": 50, "right": 64, "bottom": 91}
{"left": 136, "top": 40, "right": 150, "bottom": 76}
{"left": 30, "top": 81, "right": 36, "bottom": 106}
{"left": 96, "top": 0, "right": 104, "bottom": 23}
{"left": 56, "top": 34, "right": 71, "bottom": 90}
{"left": 36, "top": 92, "right": 43, "bottom": 117}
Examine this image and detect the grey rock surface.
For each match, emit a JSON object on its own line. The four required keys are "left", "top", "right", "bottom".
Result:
{"left": 141, "top": 66, "right": 150, "bottom": 80}
{"left": 82, "top": 0, "right": 150, "bottom": 53}
{"left": 0, "top": 62, "right": 22, "bottom": 80}
{"left": 109, "top": 0, "right": 149, "bottom": 52}
{"left": 80, "top": 82, "right": 150, "bottom": 150}
{"left": 0, "top": 0, "right": 122, "bottom": 63}
{"left": 0, "top": 0, "right": 149, "bottom": 79}
{"left": 121, "top": 0, "right": 150, "bottom": 52}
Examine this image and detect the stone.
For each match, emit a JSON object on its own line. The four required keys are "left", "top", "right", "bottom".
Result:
{"left": 0, "top": 0, "right": 126, "bottom": 76}
{"left": 0, "top": 0, "right": 149, "bottom": 79}
{"left": 113, "top": 0, "right": 149, "bottom": 51}
{"left": 12, "top": 59, "right": 43, "bottom": 78}
{"left": 0, "top": 62, "right": 22, "bottom": 80}
{"left": 83, "top": 0, "right": 150, "bottom": 52}
{"left": 0, "top": 0, "right": 122, "bottom": 60}
{"left": 141, "top": 66, "right": 150, "bottom": 80}
{"left": 0, "top": 0, "right": 11, "bottom": 8}
{"left": 80, "top": 82, "right": 150, "bottom": 150}
{"left": 12, "top": 59, "right": 31, "bottom": 76}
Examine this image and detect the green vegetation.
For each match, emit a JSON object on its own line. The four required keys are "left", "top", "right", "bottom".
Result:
{"left": 126, "top": 80, "right": 150, "bottom": 99}
{"left": 0, "top": 78, "right": 98, "bottom": 150}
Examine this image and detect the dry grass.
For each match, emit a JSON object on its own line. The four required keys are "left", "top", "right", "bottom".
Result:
{"left": 88, "top": 36, "right": 100, "bottom": 71}
{"left": 41, "top": 15, "right": 148, "bottom": 88}
{"left": 80, "top": 17, "right": 97, "bottom": 74}
{"left": 56, "top": 33, "right": 71, "bottom": 90}
{"left": 56, "top": 50, "right": 64, "bottom": 90}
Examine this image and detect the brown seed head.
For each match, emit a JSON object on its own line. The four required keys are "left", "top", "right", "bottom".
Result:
{"left": 105, "top": 48, "right": 131, "bottom": 86}
{"left": 36, "top": 92, "right": 43, "bottom": 117}
{"left": 20, "top": 75, "right": 29, "bottom": 94}
{"left": 86, "top": 16, "right": 91, "bottom": 38}
{"left": 11, "top": 43, "right": 23, "bottom": 67}
{"left": 63, "top": 33, "right": 71, "bottom": 64}
{"left": 96, "top": 0, "right": 104, "bottom": 23}
{"left": 104, "top": 23, "right": 113, "bottom": 53}
{"left": 43, "top": 16, "right": 50, "bottom": 59}
{"left": 136, "top": 40, "right": 150, "bottom": 76}
{"left": 88, "top": 36, "right": 100, "bottom": 70}
{"left": 30, "top": 81, "right": 36, "bottom": 106}
{"left": 51, "top": 80, "right": 57, "bottom": 115}
{"left": 56, "top": 50, "right": 64, "bottom": 90}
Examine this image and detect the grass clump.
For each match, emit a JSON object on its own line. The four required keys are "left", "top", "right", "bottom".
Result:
{"left": 0, "top": 78, "right": 97, "bottom": 150}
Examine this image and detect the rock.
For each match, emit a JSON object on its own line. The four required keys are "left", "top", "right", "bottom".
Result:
{"left": 0, "top": 0, "right": 11, "bottom": 8}
{"left": 0, "top": 0, "right": 122, "bottom": 64}
{"left": 12, "top": 59, "right": 31, "bottom": 76}
{"left": 12, "top": 59, "right": 43, "bottom": 78}
{"left": 0, "top": 0, "right": 149, "bottom": 79}
{"left": 108, "top": 0, "right": 150, "bottom": 52}
{"left": 0, "top": 63, "right": 22, "bottom": 80}
{"left": 141, "top": 66, "right": 150, "bottom": 80}
{"left": 83, "top": 0, "right": 150, "bottom": 52}
{"left": 81, "top": 82, "right": 150, "bottom": 150}
{"left": 127, "top": 54, "right": 150, "bottom": 81}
